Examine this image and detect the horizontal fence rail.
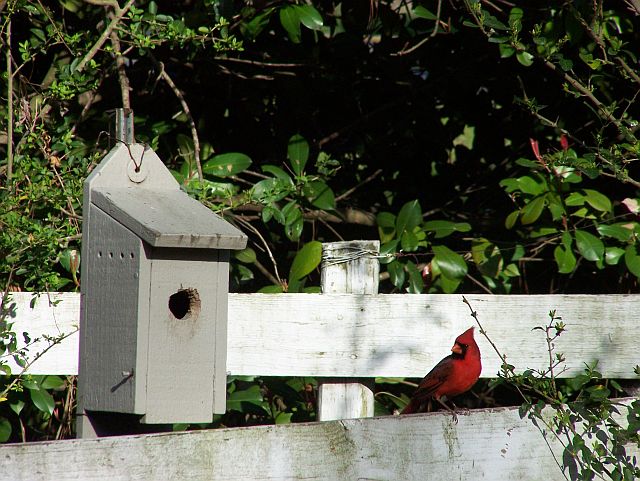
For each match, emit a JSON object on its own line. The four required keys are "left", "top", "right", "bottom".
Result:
{"left": 3, "top": 292, "right": 639, "bottom": 378}
{"left": 2, "top": 401, "right": 638, "bottom": 481}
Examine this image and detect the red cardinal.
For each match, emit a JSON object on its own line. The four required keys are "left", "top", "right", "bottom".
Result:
{"left": 401, "top": 327, "right": 481, "bottom": 418}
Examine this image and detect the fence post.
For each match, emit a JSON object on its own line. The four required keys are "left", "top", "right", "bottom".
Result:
{"left": 317, "top": 240, "right": 380, "bottom": 421}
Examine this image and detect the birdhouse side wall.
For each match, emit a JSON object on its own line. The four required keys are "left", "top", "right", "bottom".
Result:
{"left": 79, "top": 204, "right": 149, "bottom": 414}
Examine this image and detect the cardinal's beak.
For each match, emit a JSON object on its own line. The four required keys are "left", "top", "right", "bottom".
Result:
{"left": 451, "top": 342, "right": 463, "bottom": 355}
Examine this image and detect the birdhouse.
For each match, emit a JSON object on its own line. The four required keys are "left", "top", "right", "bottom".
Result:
{"left": 77, "top": 136, "right": 246, "bottom": 434}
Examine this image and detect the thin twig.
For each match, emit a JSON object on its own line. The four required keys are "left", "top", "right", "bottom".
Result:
{"left": 392, "top": 0, "right": 443, "bottom": 56}
{"left": 233, "top": 216, "right": 282, "bottom": 285}
{"left": 335, "top": 168, "right": 383, "bottom": 202}
{"left": 156, "top": 61, "right": 203, "bottom": 184}
{"left": 0, "top": 328, "right": 79, "bottom": 401}
{"left": 75, "top": 0, "right": 135, "bottom": 73}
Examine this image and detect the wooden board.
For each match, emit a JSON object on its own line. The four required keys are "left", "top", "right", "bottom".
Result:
{"left": 4, "top": 293, "right": 640, "bottom": 378}
{"left": 93, "top": 188, "right": 247, "bottom": 249}
{"left": 2, "top": 401, "right": 637, "bottom": 481}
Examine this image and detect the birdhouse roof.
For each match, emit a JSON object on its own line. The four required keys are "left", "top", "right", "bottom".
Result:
{"left": 92, "top": 187, "right": 246, "bottom": 249}
{"left": 85, "top": 143, "right": 247, "bottom": 250}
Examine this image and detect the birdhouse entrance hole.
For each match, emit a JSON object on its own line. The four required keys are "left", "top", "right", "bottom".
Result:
{"left": 168, "top": 288, "right": 201, "bottom": 320}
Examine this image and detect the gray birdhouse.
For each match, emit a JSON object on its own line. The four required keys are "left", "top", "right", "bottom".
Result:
{"left": 77, "top": 130, "right": 246, "bottom": 436}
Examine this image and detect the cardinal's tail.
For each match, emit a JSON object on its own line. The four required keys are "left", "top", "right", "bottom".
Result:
{"left": 400, "top": 399, "right": 419, "bottom": 415}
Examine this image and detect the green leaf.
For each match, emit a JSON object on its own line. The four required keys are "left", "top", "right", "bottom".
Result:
{"left": 515, "top": 176, "right": 545, "bottom": 195}
{"left": 505, "top": 210, "right": 519, "bottom": 229}
{"left": 396, "top": 200, "right": 422, "bottom": 235}
{"left": 423, "top": 220, "right": 471, "bottom": 238}
{"left": 432, "top": 245, "right": 467, "bottom": 280}
{"left": 413, "top": 5, "right": 437, "bottom": 20}
{"left": 605, "top": 247, "right": 625, "bottom": 265}
{"left": 275, "top": 412, "right": 293, "bottom": 424}
{"left": 226, "top": 385, "right": 265, "bottom": 412}
{"left": 376, "top": 212, "right": 396, "bottom": 229}
{"left": 303, "top": 180, "right": 335, "bottom": 210}
{"left": 287, "top": 134, "right": 309, "bottom": 176}
{"left": 400, "top": 231, "right": 419, "bottom": 252}
{"left": 177, "top": 133, "right": 194, "bottom": 162}
{"left": 40, "top": 375, "right": 65, "bottom": 390}
{"left": 202, "top": 152, "right": 252, "bottom": 178}
{"left": 258, "top": 285, "right": 284, "bottom": 293}
{"left": 509, "top": 7, "right": 523, "bottom": 28}
{"left": 285, "top": 216, "right": 303, "bottom": 241}
{"left": 279, "top": 6, "right": 301, "bottom": 43}
{"left": 499, "top": 43, "right": 516, "bottom": 58}
{"left": 30, "top": 388, "right": 55, "bottom": 415}
{"left": 405, "top": 261, "right": 424, "bottom": 294}
{"left": 289, "top": 241, "right": 322, "bottom": 281}
{"left": 387, "top": 261, "right": 405, "bottom": 288}
{"left": 582, "top": 189, "right": 612, "bottom": 213}
{"left": 624, "top": 245, "right": 640, "bottom": 278}
{"left": 565, "top": 192, "right": 586, "bottom": 207}
{"left": 234, "top": 247, "right": 257, "bottom": 264}
{"left": 9, "top": 400, "right": 24, "bottom": 416}
{"left": 0, "top": 417, "right": 11, "bottom": 442}
{"left": 452, "top": 125, "right": 475, "bottom": 150}
{"left": 252, "top": 178, "right": 293, "bottom": 203}
{"left": 554, "top": 232, "right": 576, "bottom": 274}
{"left": 520, "top": 196, "right": 545, "bottom": 224}
{"left": 482, "top": 12, "right": 508, "bottom": 31}
{"left": 516, "top": 51, "right": 534, "bottom": 67}
{"left": 471, "top": 238, "right": 503, "bottom": 278}
{"left": 262, "top": 165, "right": 294, "bottom": 183}
{"left": 295, "top": 5, "right": 323, "bottom": 31}
{"left": 379, "top": 240, "right": 399, "bottom": 265}
{"left": 597, "top": 224, "right": 633, "bottom": 242}
{"left": 242, "top": 8, "right": 274, "bottom": 39}
{"left": 574, "top": 230, "right": 604, "bottom": 262}
{"left": 438, "top": 275, "right": 461, "bottom": 294}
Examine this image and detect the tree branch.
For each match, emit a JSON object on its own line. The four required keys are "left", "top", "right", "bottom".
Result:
{"left": 5, "top": 17, "right": 12, "bottom": 186}
{"left": 75, "top": 0, "right": 135, "bottom": 73}
{"left": 107, "top": 7, "right": 130, "bottom": 110}
{"left": 156, "top": 61, "right": 203, "bottom": 183}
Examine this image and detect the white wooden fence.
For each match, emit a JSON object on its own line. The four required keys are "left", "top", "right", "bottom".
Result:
{"left": 4, "top": 291, "right": 640, "bottom": 379}
{"left": 1, "top": 290, "right": 639, "bottom": 480}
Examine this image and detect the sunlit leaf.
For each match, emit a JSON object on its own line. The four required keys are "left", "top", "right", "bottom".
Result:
{"left": 287, "top": 134, "right": 309, "bottom": 175}
{"left": 202, "top": 152, "right": 252, "bottom": 177}
{"left": 574, "top": 229, "right": 604, "bottom": 262}
{"left": 289, "top": 241, "right": 322, "bottom": 281}
{"left": 387, "top": 261, "right": 405, "bottom": 288}
{"left": 554, "top": 232, "right": 576, "bottom": 274}
{"left": 624, "top": 245, "right": 640, "bottom": 278}
{"left": 303, "top": 180, "right": 335, "bottom": 210}
{"left": 234, "top": 247, "right": 257, "bottom": 264}
{"left": 596, "top": 224, "right": 633, "bottom": 242}
{"left": 279, "top": 5, "right": 301, "bottom": 43}
{"left": 396, "top": 200, "right": 422, "bottom": 235}
{"left": 423, "top": 220, "right": 471, "bottom": 238}
{"left": 413, "top": 5, "right": 437, "bottom": 20}
{"left": 295, "top": 5, "right": 323, "bottom": 31}
{"left": 0, "top": 417, "right": 11, "bottom": 442}
{"left": 432, "top": 245, "right": 467, "bottom": 280}
{"left": 520, "top": 196, "right": 545, "bottom": 224}
{"left": 583, "top": 189, "right": 612, "bottom": 213}
{"left": 30, "top": 388, "right": 55, "bottom": 415}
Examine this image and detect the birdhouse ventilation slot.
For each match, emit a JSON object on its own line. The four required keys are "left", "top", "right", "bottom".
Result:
{"left": 168, "top": 288, "right": 201, "bottom": 320}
